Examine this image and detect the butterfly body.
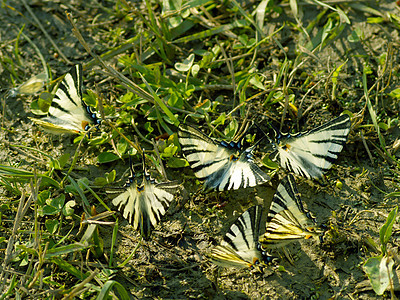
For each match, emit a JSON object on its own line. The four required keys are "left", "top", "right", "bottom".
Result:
{"left": 269, "top": 115, "right": 351, "bottom": 180}
{"left": 178, "top": 124, "right": 270, "bottom": 191}
{"left": 29, "top": 64, "right": 100, "bottom": 134}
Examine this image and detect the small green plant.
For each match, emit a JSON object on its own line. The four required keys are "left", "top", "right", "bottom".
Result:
{"left": 363, "top": 206, "right": 398, "bottom": 297}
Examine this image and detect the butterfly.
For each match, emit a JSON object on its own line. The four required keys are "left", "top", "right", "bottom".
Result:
{"left": 110, "top": 152, "right": 180, "bottom": 240}
{"left": 265, "top": 115, "right": 351, "bottom": 180}
{"left": 178, "top": 124, "right": 270, "bottom": 192}
{"left": 259, "top": 174, "right": 323, "bottom": 249}
{"left": 7, "top": 72, "right": 48, "bottom": 97}
{"left": 210, "top": 205, "right": 272, "bottom": 269}
{"left": 29, "top": 64, "right": 100, "bottom": 134}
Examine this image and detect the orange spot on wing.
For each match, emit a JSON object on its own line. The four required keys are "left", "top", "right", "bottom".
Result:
{"left": 81, "top": 121, "right": 89, "bottom": 131}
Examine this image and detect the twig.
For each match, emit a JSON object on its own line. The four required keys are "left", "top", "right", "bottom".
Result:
{"left": 0, "top": 191, "right": 28, "bottom": 292}
{"left": 359, "top": 131, "right": 374, "bottom": 164}
{"left": 62, "top": 269, "right": 99, "bottom": 300}
{"left": 216, "top": 38, "right": 236, "bottom": 107}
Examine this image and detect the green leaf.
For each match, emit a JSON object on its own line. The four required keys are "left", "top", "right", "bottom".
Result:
{"left": 97, "top": 280, "right": 131, "bottom": 300}
{"left": 379, "top": 206, "right": 398, "bottom": 254}
{"left": 93, "top": 177, "right": 107, "bottom": 186}
{"left": 389, "top": 88, "right": 400, "bottom": 99}
{"left": 51, "top": 194, "right": 65, "bottom": 210}
{"left": 167, "top": 93, "right": 183, "bottom": 109}
{"left": 211, "top": 113, "right": 226, "bottom": 126}
{"left": 62, "top": 200, "right": 76, "bottom": 217}
{"left": 107, "top": 170, "right": 116, "bottom": 183}
{"left": 161, "top": 144, "right": 178, "bottom": 158}
{"left": 167, "top": 157, "right": 189, "bottom": 168}
{"left": 116, "top": 139, "right": 128, "bottom": 155}
{"left": 175, "top": 53, "right": 195, "bottom": 72}
{"left": 249, "top": 74, "right": 266, "bottom": 91}
{"left": 45, "top": 243, "right": 90, "bottom": 259}
{"left": 191, "top": 64, "right": 200, "bottom": 77}
{"left": 364, "top": 256, "right": 394, "bottom": 295}
{"left": 367, "top": 17, "right": 385, "bottom": 24}
{"left": 224, "top": 119, "right": 238, "bottom": 139}
{"left": 57, "top": 153, "right": 70, "bottom": 170}
{"left": 262, "top": 155, "right": 280, "bottom": 169}
{"left": 98, "top": 152, "right": 120, "bottom": 164}
{"left": 50, "top": 257, "right": 87, "bottom": 279}
{"left": 144, "top": 122, "right": 154, "bottom": 134}
{"left": 45, "top": 219, "right": 59, "bottom": 234}
{"left": 173, "top": 20, "right": 246, "bottom": 44}
{"left": 332, "top": 60, "right": 348, "bottom": 84}
{"left": 38, "top": 190, "right": 50, "bottom": 206}
{"left": 42, "top": 205, "right": 59, "bottom": 215}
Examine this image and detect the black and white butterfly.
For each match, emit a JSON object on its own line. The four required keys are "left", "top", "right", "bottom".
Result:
{"left": 265, "top": 115, "right": 351, "bottom": 180}
{"left": 29, "top": 64, "right": 100, "bottom": 134}
{"left": 259, "top": 174, "right": 323, "bottom": 249}
{"left": 210, "top": 205, "right": 272, "bottom": 269}
{"left": 110, "top": 152, "right": 179, "bottom": 240}
{"left": 178, "top": 124, "right": 270, "bottom": 192}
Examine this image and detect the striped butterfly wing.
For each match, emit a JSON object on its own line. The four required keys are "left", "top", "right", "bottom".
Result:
{"left": 259, "top": 174, "right": 322, "bottom": 249}
{"left": 270, "top": 115, "right": 351, "bottom": 180}
{"left": 210, "top": 205, "right": 266, "bottom": 268}
{"left": 8, "top": 72, "right": 47, "bottom": 97}
{"left": 112, "top": 155, "right": 179, "bottom": 240}
{"left": 178, "top": 124, "right": 270, "bottom": 191}
{"left": 29, "top": 64, "right": 100, "bottom": 134}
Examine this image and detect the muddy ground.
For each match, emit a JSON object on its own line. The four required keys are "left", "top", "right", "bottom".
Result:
{"left": 1, "top": 1, "right": 400, "bottom": 299}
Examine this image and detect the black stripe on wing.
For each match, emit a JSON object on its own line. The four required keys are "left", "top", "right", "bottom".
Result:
{"left": 260, "top": 175, "right": 322, "bottom": 248}
{"left": 30, "top": 64, "right": 101, "bottom": 133}
{"left": 111, "top": 153, "right": 179, "bottom": 240}
{"left": 223, "top": 205, "right": 262, "bottom": 252}
{"left": 210, "top": 205, "right": 274, "bottom": 269}
{"left": 269, "top": 115, "right": 351, "bottom": 179}
{"left": 178, "top": 124, "right": 270, "bottom": 191}
{"left": 266, "top": 175, "right": 305, "bottom": 222}
{"left": 54, "top": 64, "right": 82, "bottom": 107}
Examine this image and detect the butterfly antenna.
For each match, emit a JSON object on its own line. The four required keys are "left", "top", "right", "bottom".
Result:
{"left": 141, "top": 150, "right": 150, "bottom": 180}
{"left": 253, "top": 121, "right": 280, "bottom": 144}
{"left": 128, "top": 155, "right": 136, "bottom": 180}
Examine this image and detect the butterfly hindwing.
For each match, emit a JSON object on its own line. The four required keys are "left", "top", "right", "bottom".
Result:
{"left": 210, "top": 205, "right": 266, "bottom": 268}
{"left": 259, "top": 174, "right": 322, "bottom": 249}
{"left": 178, "top": 124, "right": 270, "bottom": 191}
{"left": 270, "top": 115, "right": 351, "bottom": 180}
{"left": 111, "top": 154, "right": 179, "bottom": 240}
{"left": 29, "top": 64, "right": 99, "bottom": 134}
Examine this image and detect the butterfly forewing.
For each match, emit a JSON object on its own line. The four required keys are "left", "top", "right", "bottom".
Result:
{"left": 259, "top": 174, "right": 322, "bottom": 249}
{"left": 111, "top": 157, "right": 179, "bottom": 240}
{"left": 178, "top": 124, "right": 270, "bottom": 191}
{"left": 270, "top": 115, "right": 351, "bottom": 179}
{"left": 29, "top": 64, "right": 99, "bottom": 134}
{"left": 210, "top": 205, "right": 265, "bottom": 268}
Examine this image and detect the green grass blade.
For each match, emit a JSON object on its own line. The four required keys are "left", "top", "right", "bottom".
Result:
{"left": 173, "top": 20, "right": 246, "bottom": 44}
{"left": 96, "top": 280, "right": 131, "bottom": 300}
